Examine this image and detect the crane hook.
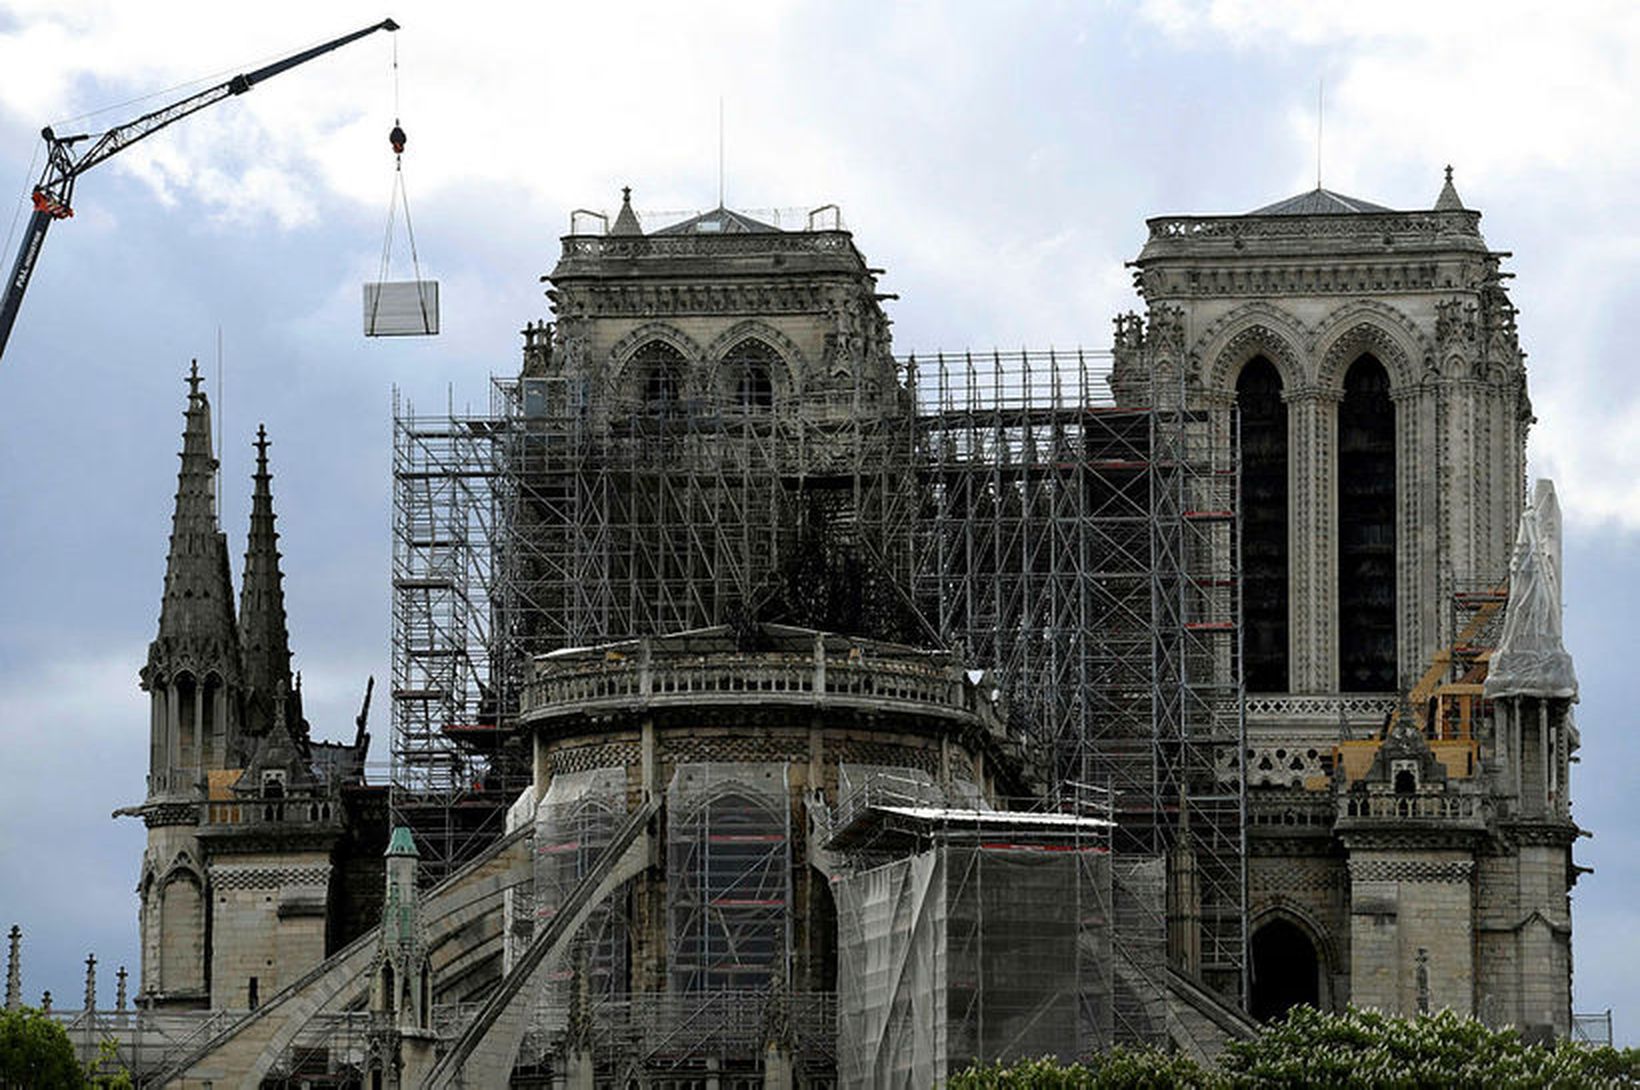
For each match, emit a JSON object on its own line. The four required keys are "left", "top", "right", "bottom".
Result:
{"left": 389, "top": 121, "right": 407, "bottom": 155}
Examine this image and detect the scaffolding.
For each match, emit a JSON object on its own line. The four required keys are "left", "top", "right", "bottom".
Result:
{"left": 389, "top": 343, "right": 1246, "bottom": 1003}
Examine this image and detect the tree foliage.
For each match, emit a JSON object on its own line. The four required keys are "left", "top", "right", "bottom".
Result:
{"left": 0, "top": 1006, "right": 82, "bottom": 1090}
{"left": 950, "top": 1006, "right": 1640, "bottom": 1089}
{"left": 950, "top": 1048, "right": 1217, "bottom": 1089}
{"left": 1221, "top": 1006, "right": 1640, "bottom": 1089}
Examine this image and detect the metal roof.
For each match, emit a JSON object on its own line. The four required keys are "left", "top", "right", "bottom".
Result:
{"left": 654, "top": 206, "right": 781, "bottom": 235}
{"left": 1248, "top": 187, "right": 1394, "bottom": 216}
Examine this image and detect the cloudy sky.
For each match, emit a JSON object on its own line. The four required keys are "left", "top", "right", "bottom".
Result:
{"left": 0, "top": 0, "right": 1635, "bottom": 1036}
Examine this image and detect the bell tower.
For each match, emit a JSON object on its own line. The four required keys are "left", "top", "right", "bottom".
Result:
{"left": 1114, "top": 170, "right": 1530, "bottom": 702}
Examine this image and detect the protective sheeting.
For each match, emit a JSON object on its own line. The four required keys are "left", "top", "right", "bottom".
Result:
{"left": 1110, "top": 856, "right": 1168, "bottom": 1045}
{"left": 1486, "top": 479, "right": 1578, "bottom": 699}
{"left": 530, "top": 766, "right": 630, "bottom": 1034}
{"left": 836, "top": 842, "right": 1125, "bottom": 1089}
{"left": 836, "top": 851, "right": 944, "bottom": 1089}
{"left": 502, "top": 786, "right": 540, "bottom": 975}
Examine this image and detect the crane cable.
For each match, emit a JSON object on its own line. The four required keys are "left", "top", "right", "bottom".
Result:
{"left": 370, "top": 31, "right": 432, "bottom": 334}
{"left": 0, "top": 142, "right": 42, "bottom": 268}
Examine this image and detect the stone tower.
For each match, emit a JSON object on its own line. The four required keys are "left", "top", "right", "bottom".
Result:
{"left": 515, "top": 189, "right": 910, "bottom": 648}
{"left": 365, "top": 828, "right": 435, "bottom": 1089}
{"left": 1114, "top": 169, "right": 1530, "bottom": 697}
{"left": 125, "top": 374, "right": 372, "bottom": 1011}
{"left": 135, "top": 362, "right": 245, "bottom": 1008}
{"left": 1111, "top": 175, "right": 1577, "bottom": 1032}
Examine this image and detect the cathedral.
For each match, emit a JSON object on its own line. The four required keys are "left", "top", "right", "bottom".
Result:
{"left": 92, "top": 171, "right": 1582, "bottom": 1085}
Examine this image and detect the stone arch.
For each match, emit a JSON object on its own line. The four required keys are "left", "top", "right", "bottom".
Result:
{"left": 1249, "top": 899, "right": 1338, "bottom": 1019}
{"left": 1195, "top": 303, "right": 1309, "bottom": 395}
{"left": 158, "top": 864, "right": 205, "bottom": 993}
{"left": 704, "top": 320, "right": 805, "bottom": 396}
{"left": 1312, "top": 301, "right": 1427, "bottom": 395}
{"left": 605, "top": 322, "right": 707, "bottom": 396}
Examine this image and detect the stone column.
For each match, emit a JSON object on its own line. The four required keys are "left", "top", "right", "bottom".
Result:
{"left": 1398, "top": 382, "right": 1437, "bottom": 689}
{"left": 1285, "top": 388, "right": 1339, "bottom": 692}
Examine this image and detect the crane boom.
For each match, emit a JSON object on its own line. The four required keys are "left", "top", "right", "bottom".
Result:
{"left": 0, "top": 17, "right": 399, "bottom": 366}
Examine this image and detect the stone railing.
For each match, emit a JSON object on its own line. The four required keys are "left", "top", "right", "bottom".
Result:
{"left": 559, "top": 230, "right": 856, "bottom": 262}
{"left": 201, "top": 793, "right": 343, "bottom": 831}
{"left": 1145, "top": 210, "right": 1482, "bottom": 245}
{"left": 1341, "top": 792, "right": 1482, "bottom": 823}
{"left": 1247, "top": 791, "right": 1335, "bottom": 829}
{"left": 1245, "top": 693, "right": 1400, "bottom": 725}
{"left": 523, "top": 652, "right": 977, "bottom": 725}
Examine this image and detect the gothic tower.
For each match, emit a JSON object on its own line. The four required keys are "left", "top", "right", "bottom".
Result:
{"left": 1111, "top": 174, "right": 1575, "bottom": 1033}
{"left": 127, "top": 374, "right": 366, "bottom": 1010}
{"left": 1114, "top": 169, "right": 1530, "bottom": 698}
{"left": 134, "top": 363, "right": 244, "bottom": 1008}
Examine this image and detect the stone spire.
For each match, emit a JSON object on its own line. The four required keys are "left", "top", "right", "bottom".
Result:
{"left": 239, "top": 424, "right": 297, "bottom": 740}
{"left": 1434, "top": 164, "right": 1465, "bottom": 211}
{"left": 145, "top": 363, "right": 240, "bottom": 685}
{"left": 83, "top": 954, "right": 96, "bottom": 1013}
{"left": 610, "top": 186, "right": 644, "bottom": 236}
{"left": 115, "top": 966, "right": 128, "bottom": 1013}
{"left": 5, "top": 925, "right": 19, "bottom": 1011}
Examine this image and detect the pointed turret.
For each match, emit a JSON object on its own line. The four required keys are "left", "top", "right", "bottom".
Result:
{"left": 141, "top": 363, "right": 243, "bottom": 795}
{"left": 610, "top": 186, "right": 644, "bottom": 236}
{"left": 239, "top": 424, "right": 299, "bottom": 740}
{"left": 148, "top": 363, "right": 240, "bottom": 665}
{"left": 1435, "top": 164, "right": 1465, "bottom": 211}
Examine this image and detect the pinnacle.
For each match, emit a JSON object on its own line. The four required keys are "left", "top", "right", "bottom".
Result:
{"left": 151, "top": 362, "right": 238, "bottom": 663}
{"left": 1435, "top": 164, "right": 1465, "bottom": 211}
{"left": 611, "top": 185, "right": 644, "bottom": 236}
{"left": 240, "top": 422, "right": 294, "bottom": 739}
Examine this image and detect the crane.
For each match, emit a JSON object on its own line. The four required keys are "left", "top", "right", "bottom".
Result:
{"left": 0, "top": 17, "right": 399, "bottom": 365}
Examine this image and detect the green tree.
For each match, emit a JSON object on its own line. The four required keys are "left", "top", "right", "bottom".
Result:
{"left": 1221, "top": 1006, "right": 1640, "bottom": 1089}
{"left": 950, "top": 1049, "right": 1219, "bottom": 1089}
{"left": 0, "top": 1006, "right": 83, "bottom": 1090}
{"left": 86, "top": 1036, "right": 133, "bottom": 1089}
{"left": 950, "top": 1007, "right": 1640, "bottom": 1089}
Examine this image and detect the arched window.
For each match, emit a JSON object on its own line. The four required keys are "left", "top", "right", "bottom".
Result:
{"left": 1237, "top": 357, "right": 1288, "bottom": 692}
{"left": 669, "top": 790, "right": 788, "bottom": 993}
{"left": 628, "top": 341, "right": 687, "bottom": 413}
{"left": 722, "top": 339, "right": 778, "bottom": 410}
{"left": 174, "top": 672, "right": 197, "bottom": 774}
{"left": 1249, "top": 917, "right": 1321, "bottom": 1022}
{"left": 1338, "top": 355, "right": 1396, "bottom": 691}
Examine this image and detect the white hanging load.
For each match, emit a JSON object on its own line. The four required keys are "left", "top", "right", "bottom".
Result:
{"left": 364, "top": 43, "right": 438, "bottom": 338}
{"left": 365, "top": 280, "right": 438, "bottom": 336}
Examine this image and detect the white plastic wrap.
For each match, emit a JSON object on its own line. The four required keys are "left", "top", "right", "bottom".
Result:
{"left": 1486, "top": 479, "right": 1577, "bottom": 699}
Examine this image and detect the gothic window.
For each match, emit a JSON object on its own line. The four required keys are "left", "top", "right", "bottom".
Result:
{"left": 669, "top": 789, "right": 788, "bottom": 993}
{"left": 722, "top": 338, "right": 778, "bottom": 410}
{"left": 1237, "top": 357, "right": 1288, "bottom": 692}
{"left": 537, "top": 797, "right": 627, "bottom": 998}
{"left": 628, "top": 340, "right": 687, "bottom": 413}
{"left": 175, "top": 672, "right": 197, "bottom": 774}
{"left": 1338, "top": 354, "right": 1397, "bottom": 691}
{"left": 159, "top": 874, "right": 204, "bottom": 993}
{"left": 200, "top": 674, "right": 219, "bottom": 769}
